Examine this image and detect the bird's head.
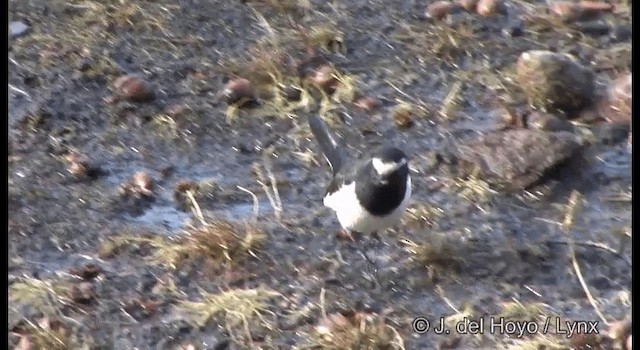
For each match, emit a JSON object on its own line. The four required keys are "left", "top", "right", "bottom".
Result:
{"left": 371, "top": 147, "right": 409, "bottom": 179}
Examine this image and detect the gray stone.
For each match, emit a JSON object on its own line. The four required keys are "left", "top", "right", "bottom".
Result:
{"left": 9, "top": 21, "right": 31, "bottom": 38}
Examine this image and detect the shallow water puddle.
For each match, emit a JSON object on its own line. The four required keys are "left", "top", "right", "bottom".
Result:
{"left": 128, "top": 200, "right": 272, "bottom": 233}
{"left": 222, "top": 200, "right": 272, "bottom": 221}
{"left": 129, "top": 205, "right": 192, "bottom": 231}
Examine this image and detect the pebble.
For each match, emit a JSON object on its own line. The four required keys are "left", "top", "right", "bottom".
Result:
{"left": 9, "top": 21, "right": 31, "bottom": 38}
{"left": 426, "top": 1, "right": 462, "bottom": 20}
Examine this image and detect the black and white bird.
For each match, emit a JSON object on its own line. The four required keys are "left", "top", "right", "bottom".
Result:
{"left": 308, "top": 114, "right": 412, "bottom": 239}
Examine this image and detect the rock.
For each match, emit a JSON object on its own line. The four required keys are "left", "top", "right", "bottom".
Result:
{"left": 456, "top": 129, "right": 584, "bottom": 192}
{"left": 9, "top": 21, "right": 31, "bottom": 38}
{"left": 516, "top": 50, "right": 595, "bottom": 116}
{"left": 598, "top": 73, "right": 631, "bottom": 124}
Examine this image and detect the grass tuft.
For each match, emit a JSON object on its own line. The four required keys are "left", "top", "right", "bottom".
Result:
{"left": 176, "top": 287, "right": 280, "bottom": 328}
{"left": 9, "top": 278, "right": 72, "bottom": 315}
{"left": 309, "top": 311, "right": 405, "bottom": 350}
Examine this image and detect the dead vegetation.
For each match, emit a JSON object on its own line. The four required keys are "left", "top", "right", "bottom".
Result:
{"left": 402, "top": 232, "right": 467, "bottom": 273}
{"left": 9, "top": 278, "right": 73, "bottom": 316}
{"left": 176, "top": 287, "right": 281, "bottom": 328}
{"left": 304, "top": 290, "right": 405, "bottom": 349}
{"left": 10, "top": 316, "right": 73, "bottom": 350}
{"left": 108, "top": 214, "right": 265, "bottom": 269}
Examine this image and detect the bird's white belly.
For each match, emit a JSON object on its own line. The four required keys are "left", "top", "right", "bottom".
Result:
{"left": 323, "top": 176, "right": 412, "bottom": 234}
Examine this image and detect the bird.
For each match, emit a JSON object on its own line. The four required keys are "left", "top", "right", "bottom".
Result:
{"left": 307, "top": 114, "right": 412, "bottom": 243}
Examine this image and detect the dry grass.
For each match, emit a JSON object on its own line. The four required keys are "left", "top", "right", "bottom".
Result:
{"left": 9, "top": 278, "right": 73, "bottom": 315}
{"left": 402, "top": 202, "right": 443, "bottom": 229}
{"left": 11, "top": 316, "right": 73, "bottom": 350}
{"left": 111, "top": 218, "right": 265, "bottom": 269}
{"left": 176, "top": 287, "right": 280, "bottom": 328}
{"left": 309, "top": 314, "right": 405, "bottom": 350}
{"left": 446, "top": 170, "right": 498, "bottom": 209}
{"left": 9, "top": 279, "right": 77, "bottom": 349}
{"left": 402, "top": 233, "right": 466, "bottom": 271}
{"left": 301, "top": 24, "right": 345, "bottom": 53}
{"left": 497, "top": 301, "right": 548, "bottom": 322}
{"left": 110, "top": 187, "right": 265, "bottom": 269}
{"left": 13, "top": 0, "right": 176, "bottom": 66}
{"left": 505, "top": 335, "right": 568, "bottom": 350}
{"left": 219, "top": 12, "right": 361, "bottom": 123}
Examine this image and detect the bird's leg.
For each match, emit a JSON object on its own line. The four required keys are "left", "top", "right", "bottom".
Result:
{"left": 360, "top": 232, "right": 383, "bottom": 289}
{"left": 336, "top": 228, "right": 355, "bottom": 242}
{"left": 337, "top": 229, "right": 381, "bottom": 288}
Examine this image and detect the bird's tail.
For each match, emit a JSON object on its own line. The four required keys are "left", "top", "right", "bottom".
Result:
{"left": 308, "top": 114, "right": 347, "bottom": 175}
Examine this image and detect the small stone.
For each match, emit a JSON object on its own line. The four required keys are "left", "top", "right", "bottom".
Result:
{"left": 164, "top": 104, "right": 190, "bottom": 117}
{"left": 426, "top": 1, "right": 461, "bottom": 20}
{"left": 10, "top": 21, "right": 31, "bottom": 38}
{"left": 69, "top": 262, "right": 103, "bottom": 280}
{"left": 113, "top": 74, "right": 155, "bottom": 103}
{"left": 222, "top": 78, "right": 257, "bottom": 106}
{"left": 69, "top": 282, "right": 96, "bottom": 304}
{"left": 353, "top": 96, "right": 381, "bottom": 113}
{"left": 516, "top": 50, "right": 595, "bottom": 116}
{"left": 457, "top": 0, "right": 478, "bottom": 12}
{"left": 502, "top": 21, "right": 524, "bottom": 37}
{"left": 131, "top": 171, "right": 154, "bottom": 196}
{"left": 308, "top": 65, "right": 339, "bottom": 93}
{"left": 476, "top": 0, "right": 502, "bottom": 16}
{"left": 64, "top": 153, "right": 101, "bottom": 179}
{"left": 393, "top": 105, "right": 415, "bottom": 129}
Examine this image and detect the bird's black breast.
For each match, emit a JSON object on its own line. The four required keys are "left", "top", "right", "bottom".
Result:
{"left": 355, "top": 163, "right": 409, "bottom": 216}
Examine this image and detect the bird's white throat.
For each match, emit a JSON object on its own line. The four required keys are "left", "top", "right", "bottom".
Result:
{"left": 372, "top": 157, "right": 407, "bottom": 176}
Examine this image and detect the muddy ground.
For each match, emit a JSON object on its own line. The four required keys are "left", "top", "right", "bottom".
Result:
{"left": 8, "top": 0, "right": 631, "bottom": 349}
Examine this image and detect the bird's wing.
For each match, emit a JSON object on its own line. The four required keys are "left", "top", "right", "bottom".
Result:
{"left": 308, "top": 114, "right": 349, "bottom": 175}
{"left": 324, "top": 157, "right": 370, "bottom": 197}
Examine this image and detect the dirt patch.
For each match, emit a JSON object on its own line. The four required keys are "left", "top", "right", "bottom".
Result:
{"left": 9, "top": 0, "right": 631, "bottom": 349}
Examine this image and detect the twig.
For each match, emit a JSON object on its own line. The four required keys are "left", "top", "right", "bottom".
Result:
{"left": 185, "top": 190, "right": 207, "bottom": 226}
{"left": 562, "top": 191, "right": 610, "bottom": 326}
{"left": 543, "top": 240, "right": 631, "bottom": 267}
{"left": 241, "top": 315, "right": 255, "bottom": 349}
{"left": 237, "top": 186, "right": 260, "bottom": 224}
{"left": 9, "top": 84, "right": 30, "bottom": 98}
{"left": 435, "top": 285, "right": 461, "bottom": 314}
{"left": 255, "top": 160, "right": 283, "bottom": 223}
{"left": 319, "top": 288, "right": 327, "bottom": 319}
